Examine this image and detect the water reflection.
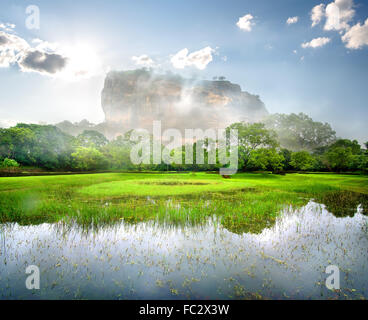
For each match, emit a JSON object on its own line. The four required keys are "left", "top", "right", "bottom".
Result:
{"left": 0, "top": 201, "right": 367, "bottom": 299}
{"left": 316, "top": 191, "right": 368, "bottom": 218}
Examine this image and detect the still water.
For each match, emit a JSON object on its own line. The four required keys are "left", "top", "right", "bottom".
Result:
{"left": 0, "top": 201, "right": 367, "bottom": 299}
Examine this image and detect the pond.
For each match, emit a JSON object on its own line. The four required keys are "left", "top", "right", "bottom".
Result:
{"left": 0, "top": 201, "right": 367, "bottom": 299}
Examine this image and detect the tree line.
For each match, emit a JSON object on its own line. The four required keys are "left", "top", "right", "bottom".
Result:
{"left": 0, "top": 113, "right": 367, "bottom": 174}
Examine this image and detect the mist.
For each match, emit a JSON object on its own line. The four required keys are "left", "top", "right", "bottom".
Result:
{"left": 100, "top": 69, "right": 269, "bottom": 138}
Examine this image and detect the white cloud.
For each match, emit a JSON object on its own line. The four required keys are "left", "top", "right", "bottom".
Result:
{"left": 31, "top": 38, "right": 60, "bottom": 52}
{"left": 132, "top": 54, "right": 154, "bottom": 67}
{"left": 18, "top": 49, "right": 68, "bottom": 75}
{"left": 324, "top": 0, "right": 355, "bottom": 31}
{"left": 0, "top": 119, "right": 17, "bottom": 128}
{"left": 0, "top": 31, "right": 29, "bottom": 67}
{"left": 311, "top": 4, "right": 326, "bottom": 27}
{"left": 0, "top": 27, "right": 102, "bottom": 79}
{"left": 308, "top": 0, "right": 366, "bottom": 50}
{"left": 171, "top": 48, "right": 190, "bottom": 69}
{"left": 310, "top": 1, "right": 355, "bottom": 31}
{"left": 27, "top": 39, "right": 102, "bottom": 79}
{"left": 301, "top": 37, "right": 331, "bottom": 48}
{"left": 0, "top": 50, "right": 15, "bottom": 67}
{"left": 0, "top": 22, "right": 16, "bottom": 32}
{"left": 0, "top": 30, "right": 64, "bottom": 73}
{"left": 286, "top": 16, "right": 299, "bottom": 25}
{"left": 342, "top": 18, "right": 368, "bottom": 49}
{"left": 171, "top": 46, "right": 214, "bottom": 70}
{"left": 236, "top": 14, "right": 254, "bottom": 32}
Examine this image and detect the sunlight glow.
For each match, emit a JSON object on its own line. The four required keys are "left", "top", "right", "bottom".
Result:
{"left": 60, "top": 43, "right": 103, "bottom": 81}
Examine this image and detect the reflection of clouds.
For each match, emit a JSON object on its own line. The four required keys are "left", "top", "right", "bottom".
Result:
{"left": 256, "top": 201, "right": 366, "bottom": 244}
{"left": 1, "top": 201, "right": 367, "bottom": 299}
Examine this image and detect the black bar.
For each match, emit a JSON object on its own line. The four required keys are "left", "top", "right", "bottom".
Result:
{"left": 1, "top": 300, "right": 366, "bottom": 319}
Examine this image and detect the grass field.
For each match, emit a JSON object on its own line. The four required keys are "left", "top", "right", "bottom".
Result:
{"left": 0, "top": 172, "right": 367, "bottom": 233}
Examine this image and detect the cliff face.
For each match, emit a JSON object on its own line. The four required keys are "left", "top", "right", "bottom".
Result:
{"left": 101, "top": 69, "right": 268, "bottom": 136}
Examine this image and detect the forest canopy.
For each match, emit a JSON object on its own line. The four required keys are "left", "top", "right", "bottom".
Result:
{"left": 0, "top": 113, "right": 367, "bottom": 174}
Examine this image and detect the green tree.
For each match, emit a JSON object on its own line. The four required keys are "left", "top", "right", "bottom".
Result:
{"left": 1, "top": 158, "right": 20, "bottom": 168}
{"left": 323, "top": 139, "right": 364, "bottom": 172}
{"left": 1, "top": 158, "right": 20, "bottom": 173}
{"left": 71, "top": 147, "right": 108, "bottom": 171}
{"left": 15, "top": 124, "right": 76, "bottom": 169}
{"left": 76, "top": 130, "right": 109, "bottom": 148}
{"left": 226, "top": 122, "right": 279, "bottom": 171}
{"left": 102, "top": 135, "right": 134, "bottom": 170}
{"left": 358, "top": 156, "right": 368, "bottom": 173}
{"left": 247, "top": 148, "right": 284, "bottom": 172}
{"left": 228, "top": 122, "right": 278, "bottom": 150}
{"left": 265, "top": 113, "right": 336, "bottom": 151}
{"left": 325, "top": 147, "right": 353, "bottom": 172}
{"left": 328, "top": 139, "right": 361, "bottom": 155}
{"left": 280, "top": 148, "right": 292, "bottom": 170}
{"left": 350, "top": 154, "right": 368, "bottom": 173}
{"left": 290, "top": 151, "right": 316, "bottom": 171}
{"left": 0, "top": 127, "right": 35, "bottom": 162}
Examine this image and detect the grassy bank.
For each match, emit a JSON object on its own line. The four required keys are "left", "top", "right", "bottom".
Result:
{"left": 0, "top": 172, "right": 367, "bottom": 233}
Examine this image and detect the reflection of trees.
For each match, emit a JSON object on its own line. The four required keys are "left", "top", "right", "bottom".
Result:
{"left": 221, "top": 198, "right": 311, "bottom": 235}
{"left": 317, "top": 191, "right": 368, "bottom": 218}
{"left": 221, "top": 216, "right": 277, "bottom": 235}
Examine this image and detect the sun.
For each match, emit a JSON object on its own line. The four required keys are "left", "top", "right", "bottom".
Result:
{"left": 60, "top": 43, "right": 103, "bottom": 80}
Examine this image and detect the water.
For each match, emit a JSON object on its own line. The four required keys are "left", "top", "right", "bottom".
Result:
{"left": 0, "top": 201, "right": 367, "bottom": 300}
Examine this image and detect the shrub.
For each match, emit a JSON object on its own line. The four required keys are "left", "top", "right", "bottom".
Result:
{"left": 1, "top": 158, "right": 20, "bottom": 172}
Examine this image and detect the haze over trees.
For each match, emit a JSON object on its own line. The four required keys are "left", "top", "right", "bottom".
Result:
{"left": 0, "top": 113, "right": 367, "bottom": 174}
{"left": 265, "top": 113, "right": 337, "bottom": 151}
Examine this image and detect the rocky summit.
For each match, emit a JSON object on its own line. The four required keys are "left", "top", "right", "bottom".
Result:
{"left": 101, "top": 69, "right": 268, "bottom": 136}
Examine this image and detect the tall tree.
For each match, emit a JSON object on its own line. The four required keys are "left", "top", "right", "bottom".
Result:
{"left": 325, "top": 147, "right": 353, "bottom": 172}
{"left": 265, "top": 113, "right": 336, "bottom": 151}
{"left": 15, "top": 123, "right": 75, "bottom": 169}
{"left": 71, "top": 147, "right": 108, "bottom": 171}
{"left": 76, "top": 130, "right": 109, "bottom": 148}
{"left": 247, "top": 148, "right": 284, "bottom": 172}
{"left": 227, "top": 122, "right": 278, "bottom": 151}
{"left": 0, "top": 127, "right": 35, "bottom": 162}
{"left": 328, "top": 139, "right": 362, "bottom": 155}
{"left": 226, "top": 122, "right": 279, "bottom": 171}
{"left": 290, "top": 151, "right": 316, "bottom": 171}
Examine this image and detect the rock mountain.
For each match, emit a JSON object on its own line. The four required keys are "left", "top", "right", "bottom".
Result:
{"left": 57, "top": 69, "right": 268, "bottom": 139}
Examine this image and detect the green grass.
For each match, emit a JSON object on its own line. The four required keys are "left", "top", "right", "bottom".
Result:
{"left": 0, "top": 172, "right": 367, "bottom": 233}
{"left": 79, "top": 178, "right": 248, "bottom": 197}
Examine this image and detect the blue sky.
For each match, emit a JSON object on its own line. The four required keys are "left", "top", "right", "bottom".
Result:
{"left": 0, "top": 0, "right": 367, "bottom": 142}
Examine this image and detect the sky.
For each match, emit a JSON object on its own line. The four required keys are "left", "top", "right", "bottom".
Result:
{"left": 0, "top": 0, "right": 367, "bottom": 143}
